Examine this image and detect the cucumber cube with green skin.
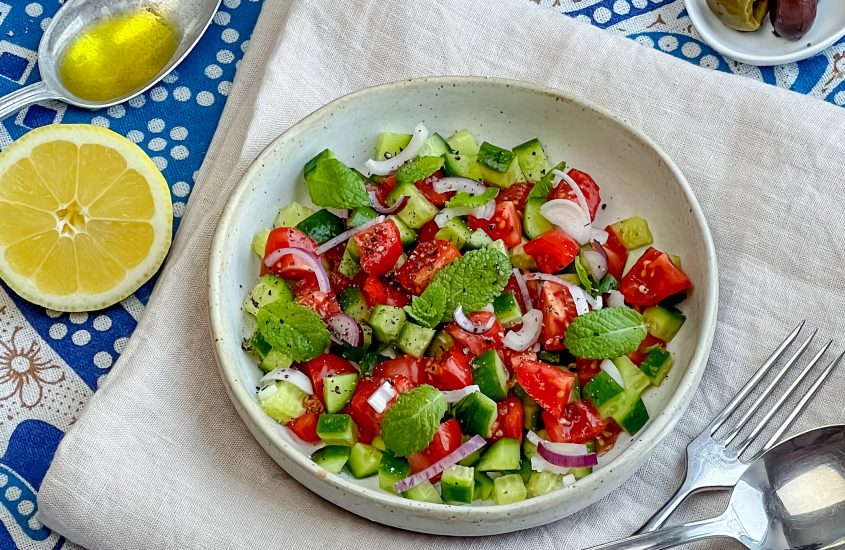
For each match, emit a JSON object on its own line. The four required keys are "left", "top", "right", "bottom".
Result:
{"left": 386, "top": 215, "right": 417, "bottom": 247}
{"left": 510, "top": 242, "right": 538, "bottom": 270}
{"left": 512, "top": 138, "right": 551, "bottom": 183}
{"left": 598, "top": 385, "right": 650, "bottom": 435}
{"left": 613, "top": 356, "right": 651, "bottom": 395}
{"left": 416, "top": 133, "right": 452, "bottom": 157}
{"left": 453, "top": 392, "right": 497, "bottom": 437}
{"left": 261, "top": 350, "right": 294, "bottom": 372}
{"left": 523, "top": 198, "right": 554, "bottom": 239}
{"left": 522, "top": 394, "right": 541, "bottom": 431}
{"left": 370, "top": 305, "right": 406, "bottom": 344}
{"left": 252, "top": 228, "right": 271, "bottom": 257}
{"left": 488, "top": 239, "right": 508, "bottom": 258}
{"left": 471, "top": 350, "right": 510, "bottom": 401}
{"left": 435, "top": 218, "right": 473, "bottom": 250}
{"left": 572, "top": 466, "right": 593, "bottom": 479}
{"left": 323, "top": 373, "right": 358, "bottom": 413}
{"left": 446, "top": 129, "right": 480, "bottom": 156}
{"left": 474, "top": 470, "right": 495, "bottom": 501}
{"left": 387, "top": 183, "right": 439, "bottom": 229}
{"left": 458, "top": 444, "right": 484, "bottom": 467}
{"left": 477, "top": 438, "right": 521, "bottom": 471}
{"left": 339, "top": 287, "right": 370, "bottom": 323}
{"left": 316, "top": 414, "right": 358, "bottom": 446}
{"left": 583, "top": 370, "right": 625, "bottom": 408}
{"left": 346, "top": 443, "right": 383, "bottom": 478}
{"left": 610, "top": 216, "right": 654, "bottom": 250}
{"left": 477, "top": 142, "right": 524, "bottom": 189}
{"left": 493, "top": 474, "right": 527, "bottom": 505}
{"left": 242, "top": 274, "right": 293, "bottom": 317}
{"left": 375, "top": 133, "right": 411, "bottom": 160}
{"left": 425, "top": 330, "right": 454, "bottom": 359}
{"left": 371, "top": 435, "right": 386, "bottom": 452}
{"left": 348, "top": 206, "right": 379, "bottom": 227}
{"left": 338, "top": 245, "right": 361, "bottom": 279}
{"left": 643, "top": 305, "right": 686, "bottom": 343}
{"left": 444, "top": 152, "right": 483, "bottom": 181}
{"left": 403, "top": 480, "right": 442, "bottom": 503}
{"left": 617, "top": 398, "right": 649, "bottom": 434}
{"left": 311, "top": 446, "right": 351, "bottom": 474}
{"left": 669, "top": 254, "right": 682, "bottom": 269}
{"left": 397, "top": 322, "right": 436, "bottom": 358}
{"left": 274, "top": 201, "right": 314, "bottom": 228}
{"left": 466, "top": 228, "right": 494, "bottom": 250}
{"left": 258, "top": 381, "right": 306, "bottom": 424}
{"left": 296, "top": 209, "right": 345, "bottom": 245}
{"left": 441, "top": 465, "right": 475, "bottom": 504}
{"left": 493, "top": 292, "right": 523, "bottom": 329}
{"left": 527, "top": 471, "right": 565, "bottom": 498}
{"left": 518, "top": 457, "right": 532, "bottom": 483}
{"left": 378, "top": 452, "right": 410, "bottom": 493}
{"left": 358, "top": 352, "right": 388, "bottom": 377}
{"left": 640, "top": 347, "right": 673, "bottom": 387}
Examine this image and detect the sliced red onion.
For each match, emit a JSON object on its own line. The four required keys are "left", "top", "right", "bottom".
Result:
{"left": 263, "top": 247, "right": 331, "bottom": 293}
{"left": 607, "top": 290, "right": 626, "bottom": 308}
{"left": 552, "top": 169, "right": 590, "bottom": 219}
{"left": 600, "top": 359, "right": 625, "bottom": 388}
{"left": 369, "top": 188, "right": 409, "bottom": 214}
{"left": 582, "top": 240, "right": 609, "bottom": 281}
{"left": 315, "top": 215, "right": 385, "bottom": 255}
{"left": 432, "top": 177, "right": 486, "bottom": 195}
{"left": 326, "top": 207, "right": 349, "bottom": 219}
{"left": 524, "top": 273, "right": 592, "bottom": 315}
{"left": 259, "top": 368, "right": 314, "bottom": 395}
{"left": 454, "top": 304, "right": 495, "bottom": 334}
{"left": 442, "top": 385, "right": 480, "bottom": 404}
{"left": 527, "top": 431, "right": 598, "bottom": 469}
{"left": 394, "top": 435, "right": 487, "bottom": 493}
{"left": 530, "top": 454, "right": 572, "bottom": 475}
{"left": 504, "top": 308, "right": 543, "bottom": 351}
{"left": 365, "top": 123, "right": 429, "bottom": 175}
{"left": 367, "top": 380, "right": 397, "bottom": 413}
{"left": 540, "top": 199, "right": 608, "bottom": 245}
{"left": 434, "top": 200, "right": 495, "bottom": 228}
{"left": 327, "top": 312, "right": 363, "bottom": 347}
{"left": 513, "top": 268, "right": 534, "bottom": 311}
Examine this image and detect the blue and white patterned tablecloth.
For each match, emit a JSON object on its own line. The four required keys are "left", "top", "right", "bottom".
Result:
{"left": 0, "top": 0, "right": 842, "bottom": 548}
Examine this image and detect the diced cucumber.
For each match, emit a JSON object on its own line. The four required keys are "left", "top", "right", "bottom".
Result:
{"left": 522, "top": 394, "right": 541, "bottom": 431}
{"left": 613, "top": 356, "right": 651, "bottom": 395}
{"left": 248, "top": 332, "right": 294, "bottom": 372}
{"left": 510, "top": 242, "right": 538, "bottom": 270}
{"left": 512, "top": 138, "right": 551, "bottom": 183}
{"left": 477, "top": 142, "right": 524, "bottom": 189}
{"left": 435, "top": 218, "right": 473, "bottom": 250}
{"left": 517, "top": 457, "right": 532, "bottom": 483}
{"left": 349, "top": 206, "right": 379, "bottom": 227}
{"left": 304, "top": 149, "right": 336, "bottom": 177}
{"left": 477, "top": 438, "right": 521, "bottom": 471}
{"left": 458, "top": 440, "right": 484, "bottom": 467}
{"left": 572, "top": 466, "right": 593, "bottom": 480}
{"left": 359, "top": 352, "right": 388, "bottom": 377}
{"left": 669, "top": 254, "right": 682, "bottom": 268}
{"left": 388, "top": 215, "right": 417, "bottom": 247}
{"left": 323, "top": 373, "right": 358, "bottom": 414}
{"left": 375, "top": 132, "right": 411, "bottom": 160}
{"left": 252, "top": 228, "right": 271, "bottom": 257}
{"left": 488, "top": 239, "right": 508, "bottom": 258}
{"left": 346, "top": 442, "right": 383, "bottom": 478}
{"left": 446, "top": 129, "right": 480, "bottom": 156}
{"left": 493, "top": 474, "right": 527, "bottom": 505}
{"left": 370, "top": 305, "right": 407, "bottom": 344}
{"left": 425, "top": 330, "right": 454, "bottom": 359}
{"left": 643, "top": 306, "right": 686, "bottom": 343}
{"left": 523, "top": 198, "right": 553, "bottom": 239}
{"left": 274, "top": 201, "right": 314, "bottom": 228}
{"left": 583, "top": 370, "right": 624, "bottom": 408}
{"left": 347, "top": 239, "right": 360, "bottom": 260}
{"left": 242, "top": 274, "right": 293, "bottom": 316}
{"left": 537, "top": 351, "right": 562, "bottom": 364}
{"left": 417, "top": 133, "right": 452, "bottom": 157}
{"left": 311, "top": 445, "right": 351, "bottom": 474}
{"left": 396, "top": 156, "right": 445, "bottom": 186}
{"left": 387, "top": 183, "right": 439, "bottom": 229}
{"left": 403, "top": 480, "right": 442, "bottom": 503}
{"left": 466, "top": 228, "right": 493, "bottom": 250}
{"left": 441, "top": 465, "right": 475, "bottom": 504}
{"left": 474, "top": 470, "right": 495, "bottom": 501}
{"left": 597, "top": 387, "right": 650, "bottom": 435}
{"left": 371, "top": 434, "right": 386, "bottom": 452}
{"left": 617, "top": 398, "right": 649, "bottom": 434}
{"left": 493, "top": 291, "right": 523, "bottom": 328}
{"left": 527, "top": 471, "right": 565, "bottom": 498}
{"left": 471, "top": 350, "right": 510, "bottom": 401}
{"left": 296, "top": 209, "right": 345, "bottom": 244}
{"left": 640, "top": 347, "right": 673, "bottom": 387}
{"left": 258, "top": 381, "right": 306, "bottom": 424}
{"left": 396, "top": 322, "right": 436, "bottom": 358}
{"left": 610, "top": 216, "right": 654, "bottom": 250}
{"left": 378, "top": 452, "right": 410, "bottom": 493}
{"left": 339, "top": 287, "right": 370, "bottom": 323}
{"left": 453, "top": 392, "right": 497, "bottom": 437}
{"left": 316, "top": 414, "right": 358, "bottom": 446}
{"left": 444, "top": 151, "right": 483, "bottom": 180}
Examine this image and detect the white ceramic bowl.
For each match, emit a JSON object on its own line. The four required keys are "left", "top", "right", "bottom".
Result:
{"left": 209, "top": 77, "right": 718, "bottom": 536}
{"left": 686, "top": 0, "right": 845, "bottom": 66}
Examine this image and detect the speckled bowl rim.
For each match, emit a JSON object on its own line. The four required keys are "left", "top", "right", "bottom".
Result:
{"left": 209, "top": 76, "right": 719, "bottom": 532}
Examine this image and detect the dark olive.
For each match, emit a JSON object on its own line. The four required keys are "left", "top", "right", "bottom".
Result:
{"left": 770, "top": 0, "right": 818, "bottom": 40}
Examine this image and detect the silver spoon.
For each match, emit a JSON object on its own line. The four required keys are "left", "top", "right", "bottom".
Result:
{"left": 589, "top": 424, "right": 845, "bottom": 550}
{"left": 0, "top": 0, "right": 221, "bottom": 121}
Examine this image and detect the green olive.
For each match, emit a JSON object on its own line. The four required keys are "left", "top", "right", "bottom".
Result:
{"left": 706, "top": 0, "right": 769, "bottom": 31}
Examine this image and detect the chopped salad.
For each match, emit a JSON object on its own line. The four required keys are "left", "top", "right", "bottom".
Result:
{"left": 242, "top": 124, "right": 692, "bottom": 505}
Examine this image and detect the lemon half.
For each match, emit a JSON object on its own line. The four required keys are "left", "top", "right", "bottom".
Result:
{"left": 0, "top": 124, "right": 172, "bottom": 312}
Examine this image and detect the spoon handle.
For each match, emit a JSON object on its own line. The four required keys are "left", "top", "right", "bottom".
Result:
{"left": 0, "top": 82, "right": 58, "bottom": 122}
{"left": 587, "top": 514, "right": 737, "bottom": 550}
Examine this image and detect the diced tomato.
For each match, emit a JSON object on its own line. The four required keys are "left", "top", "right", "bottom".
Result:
{"left": 348, "top": 375, "right": 415, "bottom": 436}
{"left": 542, "top": 401, "right": 605, "bottom": 444}
{"left": 523, "top": 228, "right": 580, "bottom": 274}
{"left": 603, "top": 226, "right": 629, "bottom": 282}
{"left": 262, "top": 227, "right": 319, "bottom": 279}
{"left": 303, "top": 354, "right": 358, "bottom": 405}
{"left": 374, "top": 356, "right": 429, "bottom": 386}
{"left": 415, "top": 171, "right": 453, "bottom": 206}
{"left": 286, "top": 412, "right": 321, "bottom": 443}
{"left": 596, "top": 419, "right": 624, "bottom": 455}
{"left": 539, "top": 281, "right": 578, "bottom": 351}
{"left": 445, "top": 311, "right": 505, "bottom": 357}
{"left": 380, "top": 174, "right": 398, "bottom": 193}
{"left": 628, "top": 334, "right": 666, "bottom": 366}
{"left": 408, "top": 419, "right": 463, "bottom": 477}
{"left": 295, "top": 290, "right": 341, "bottom": 320}
{"left": 576, "top": 358, "right": 603, "bottom": 386}
{"left": 353, "top": 220, "right": 403, "bottom": 276}
{"left": 497, "top": 182, "right": 533, "bottom": 212}
{"left": 547, "top": 168, "right": 602, "bottom": 221}
{"left": 362, "top": 275, "right": 410, "bottom": 307}
{"left": 490, "top": 396, "right": 524, "bottom": 442}
{"left": 516, "top": 360, "right": 576, "bottom": 419}
{"left": 467, "top": 201, "right": 522, "bottom": 248}
{"left": 426, "top": 348, "right": 473, "bottom": 390}
{"left": 418, "top": 220, "right": 440, "bottom": 243}
{"left": 502, "top": 348, "right": 538, "bottom": 371}
{"left": 368, "top": 175, "right": 397, "bottom": 207}
{"left": 620, "top": 247, "right": 692, "bottom": 307}
{"left": 394, "top": 240, "right": 461, "bottom": 295}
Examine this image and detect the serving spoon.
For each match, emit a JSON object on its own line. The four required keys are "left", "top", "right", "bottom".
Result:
{"left": 0, "top": 0, "right": 221, "bottom": 122}
{"left": 589, "top": 424, "right": 845, "bottom": 549}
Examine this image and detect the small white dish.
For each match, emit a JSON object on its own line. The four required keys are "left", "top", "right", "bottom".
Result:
{"left": 686, "top": 0, "right": 845, "bottom": 66}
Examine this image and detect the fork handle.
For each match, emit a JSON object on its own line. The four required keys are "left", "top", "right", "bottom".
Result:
{"left": 588, "top": 514, "right": 736, "bottom": 550}
{"left": 636, "top": 475, "right": 708, "bottom": 533}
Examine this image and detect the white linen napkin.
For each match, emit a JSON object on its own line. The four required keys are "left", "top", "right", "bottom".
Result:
{"left": 36, "top": 0, "right": 845, "bottom": 548}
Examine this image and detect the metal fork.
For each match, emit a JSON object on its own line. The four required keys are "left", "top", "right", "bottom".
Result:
{"left": 638, "top": 321, "right": 842, "bottom": 533}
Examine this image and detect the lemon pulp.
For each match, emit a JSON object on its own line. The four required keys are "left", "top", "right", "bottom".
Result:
{"left": 58, "top": 8, "right": 179, "bottom": 102}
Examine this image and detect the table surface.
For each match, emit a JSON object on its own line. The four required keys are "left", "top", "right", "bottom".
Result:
{"left": 0, "top": 0, "right": 842, "bottom": 548}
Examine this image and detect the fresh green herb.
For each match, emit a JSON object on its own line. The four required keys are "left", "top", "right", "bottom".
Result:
{"left": 595, "top": 274, "right": 618, "bottom": 295}
{"left": 574, "top": 255, "right": 594, "bottom": 294}
{"left": 477, "top": 142, "right": 515, "bottom": 172}
{"left": 396, "top": 156, "right": 445, "bottom": 187}
{"left": 381, "top": 385, "right": 447, "bottom": 456}
{"left": 358, "top": 352, "right": 389, "bottom": 377}
{"left": 303, "top": 149, "right": 369, "bottom": 208}
{"left": 405, "top": 283, "right": 447, "bottom": 328}
{"left": 446, "top": 187, "right": 499, "bottom": 209}
{"left": 564, "top": 307, "right": 647, "bottom": 359}
{"left": 529, "top": 161, "right": 566, "bottom": 199}
{"left": 256, "top": 300, "right": 331, "bottom": 362}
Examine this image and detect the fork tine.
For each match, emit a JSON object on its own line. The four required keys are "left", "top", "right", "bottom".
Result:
{"left": 721, "top": 329, "right": 816, "bottom": 445}
{"left": 734, "top": 341, "right": 832, "bottom": 455}
{"left": 749, "top": 350, "right": 844, "bottom": 460}
{"left": 706, "top": 320, "right": 805, "bottom": 435}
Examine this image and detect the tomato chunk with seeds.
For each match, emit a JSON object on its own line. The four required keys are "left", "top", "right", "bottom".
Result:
{"left": 408, "top": 419, "right": 463, "bottom": 477}
{"left": 539, "top": 281, "right": 578, "bottom": 351}
{"left": 547, "top": 168, "right": 602, "bottom": 221}
{"left": 490, "top": 396, "right": 524, "bottom": 442}
{"left": 523, "top": 228, "right": 580, "bottom": 274}
{"left": 516, "top": 360, "right": 576, "bottom": 419}
{"left": 262, "top": 227, "right": 319, "bottom": 279}
{"left": 353, "top": 219, "right": 403, "bottom": 276}
{"left": 467, "top": 201, "right": 522, "bottom": 248}
{"left": 426, "top": 348, "right": 473, "bottom": 390}
{"left": 394, "top": 240, "right": 461, "bottom": 295}
{"left": 620, "top": 247, "right": 692, "bottom": 307}
{"left": 542, "top": 401, "right": 605, "bottom": 444}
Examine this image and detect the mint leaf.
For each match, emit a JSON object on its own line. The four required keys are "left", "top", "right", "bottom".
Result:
{"left": 304, "top": 152, "right": 369, "bottom": 208}
{"left": 595, "top": 274, "right": 618, "bottom": 295}
{"left": 446, "top": 187, "right": 499, "bottom": 209}
{"left": 256, "top": 300, "right": 330, "bottom": 362}
{"left": 396, "top": 156, "right": 445, "bottom": 186}
{"left": 405, "top": 284, "right": 446, "bottom": 328}
{"left": 381, "top": 385, "right": 447, "bottom": 456}
{"left": 564, "top": 307, "right": 647, "bottom": 359}
{"left": 529, "top": 161, "right": 566, "bottom": 199}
